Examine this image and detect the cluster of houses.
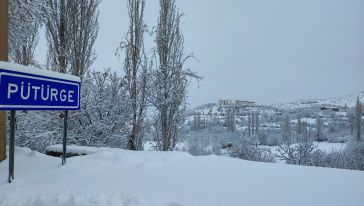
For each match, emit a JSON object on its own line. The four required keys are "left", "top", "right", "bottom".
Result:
{"left": 218, "top": 99, "right": 255, "bottom": 107}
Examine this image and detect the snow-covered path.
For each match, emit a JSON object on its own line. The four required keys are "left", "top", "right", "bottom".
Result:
{"left": 0, "top": 147, "right": 363, "bottom": 206}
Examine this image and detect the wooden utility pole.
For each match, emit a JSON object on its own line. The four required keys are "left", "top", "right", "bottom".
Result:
{"left": 0, "top": 0, "right": 8, "bottom": 162}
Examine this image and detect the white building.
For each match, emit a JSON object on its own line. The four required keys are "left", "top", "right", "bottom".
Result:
{"left": 235, "top": 100, "right": 255, "bottom": 107}
{"left": 219, "top": 99, "right": 233, "bottom": 106}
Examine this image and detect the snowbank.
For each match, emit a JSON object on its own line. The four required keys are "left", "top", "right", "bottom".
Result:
{"left": 0, "top": 146, "right": 363, "bottom": 206}
{"left": 46, "top": 144, "right": 107, "bottom": 155}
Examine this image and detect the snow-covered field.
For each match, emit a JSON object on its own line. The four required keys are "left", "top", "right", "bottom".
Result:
{"left": 1, "top": 147, "right": 363, "bottom": 206}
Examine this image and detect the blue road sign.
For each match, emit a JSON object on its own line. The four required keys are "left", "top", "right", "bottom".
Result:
{"left": 0, "top": 61, "right": 81, "bottom": 110}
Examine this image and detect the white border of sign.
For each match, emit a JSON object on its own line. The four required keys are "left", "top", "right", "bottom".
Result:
{"left": 0, "top": 61, "right": 81, "bottom": 110}
{"left": 0, "top": 72, "right": 80, "bottom": 109}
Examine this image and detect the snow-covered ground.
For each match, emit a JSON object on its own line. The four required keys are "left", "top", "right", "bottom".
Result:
{"left": 315, "top": 141, "right": 346, "bottom": 153}
{"left": 1, "top": 147, "right": 363, "bottom": 206}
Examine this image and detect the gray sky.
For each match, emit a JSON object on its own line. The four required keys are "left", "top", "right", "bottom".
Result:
{"left": 36, "top": 0, "right": 364, "bottom": 107}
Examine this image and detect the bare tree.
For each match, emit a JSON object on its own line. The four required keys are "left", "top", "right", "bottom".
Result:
{"left": 316, "top": 116, "right": 323, "bottom": 141}
{"left": 12, "top": 24, "right": 39, "bottom": 66}
{"left": 46, "top": 0, "right": 70, "bottom": 73}
{"left": 193, "top": 113, "right": 201, "bottom": 131}
{"left": 348, "top": 112, "right": 355, "bottom": 136}
{"left": 297, "top": 118, "right": 302, "bottom": 135}
{"left": 154, "top": 0, "right": 200, "bottom": 151}
{"left": 247, "top": 113, "right": 251, "bottom": 136}
{"left": 226, "top": 109, "right": 236, "bottom": 132}
{"left": 255, "top": 112, "right": 259, "bottom": 134}
{"left": 69, "top": 0, "right": 99, "bottom": 77}
{"left": 302, "top": 121, "right": 308, "bottom": 138}
{"left": 251, "top": 112, "right": 255, "bottom": 133}
{"left": 355, "top": 98, "right": 362, "bottom": 141}
{"left": 277, "top": 118, "right": 316, "bottom": 165}
{"left": 120, "top": 0, "right": 151, "bottom": 150}
{"left": 46, "top": 0, "right": 100, "bottom": 77}
{"left": 281, "top": 115, "right": 291, "bottom": 142}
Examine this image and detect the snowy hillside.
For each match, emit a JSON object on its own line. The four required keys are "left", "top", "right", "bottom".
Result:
{"left": 185, "top": 91, "right": 364, "bottom": 144}
{"left": 1, "top": 147, "right": 363, "bottom": 206}
{"left": 273, "top": 91, "right": 364, "bottom": 110}
{"left": 318, "top": 91, "right": 364, "bottom": 107}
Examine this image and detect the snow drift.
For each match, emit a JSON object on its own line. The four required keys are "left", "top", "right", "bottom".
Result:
{"left": 0, "top": 147, "right": 363, "bottom": 206}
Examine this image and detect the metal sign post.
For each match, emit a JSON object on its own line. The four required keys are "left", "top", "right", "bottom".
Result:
{"left": 62, "top": 110, "right": 68, "bottom": 165}
{"left": 0, "top": 61, "right": 81, "bottom": 182}
{"left": 8, "top": 110, "right": 15, "bottom": 183}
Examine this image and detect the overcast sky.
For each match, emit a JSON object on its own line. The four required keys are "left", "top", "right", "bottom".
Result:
{"left": 36, "top": 0, "right": 364, "bottom": 107}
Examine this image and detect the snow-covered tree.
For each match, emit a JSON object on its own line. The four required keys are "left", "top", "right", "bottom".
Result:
{"left": 247, "top": 113, "right": 251, "bottom": 136}
{"left": 348, "top": 110, "right": 356, "bottom": 136}
{"left": 247, "top": 112, "right": 259, "bottom": 135}
{"left": 16, "top": 110, "right": 64, "bottom": 153}
{"left": 355, "top": 98, "right": 362, "bottom": 141}
{"left": 281, "top": 115, "right": 291, "bottom": 142}
{"left": 9, "top": 0, "right": 49, "bottom": 65}
{"left": 255, "top": 112, "right": 260, "bottom": 134}
{"left": 46, "top": 0, "right": 100, "bottom": 77}
{"left": 16, "top": 69, "right": 131, "bottom": 151}
{"left": 251, "top": 112, "right": 255, "bottom": 133}
{"left": 277, "top": 118, "right": 317, "bottom": 165}
{"left": 297, "top": 118, "right": 302, "bottom": 135}
{"left": 153, "top": 0, "right": 200, "bottom": 151}
{"left": 226, "top": 109, "right": 236, "bottom": 132}
{"left": 68, "top": 69, "right": 130, "bottom": 148}
{"left": 119, "top": 0, "right": 151, "bottom": 150}
{"left": 192, "top": 113, "right": 201, "bottom": 131}
{"left": 296, "top": 133, "right": 316, "bottom": 165}
{"left": 69, "top": 0, "right": 100, "bottom": 77}
{"left": 230, "top": 136, "right": 274, "bottom": 163}
{"left": 316, "top": 116, "right": 324, "bottom": 141}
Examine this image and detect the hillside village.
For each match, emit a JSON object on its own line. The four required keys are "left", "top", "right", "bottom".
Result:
{"left": 182, "top": 92, "right": 364, "bottom": 168}
{"left": 188, "top": 92, "right": 364, "bottom": 132}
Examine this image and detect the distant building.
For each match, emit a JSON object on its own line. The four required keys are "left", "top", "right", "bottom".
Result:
{"left": 235, "top": 100, "right": 255, "bottom": 107}
{"left": 219, "top": 99, "right": 233, "bottom": 106}
{"left": 218, "top": 99, "right": 255, "bottom": 107}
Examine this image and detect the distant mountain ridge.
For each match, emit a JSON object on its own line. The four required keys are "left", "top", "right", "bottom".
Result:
{"left": 190, "top": 91, "right": 364, "bottom": 112}
{"left": 317, "top": 91, "right": 364, "bottom": 107}
{"left": 272, "top": 91, "right": 364, "bottom": 110}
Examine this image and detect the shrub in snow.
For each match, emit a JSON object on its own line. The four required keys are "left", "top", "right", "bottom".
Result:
{"left": 67, "top": 70, "right": 130, "bottom": 148}
{"left": 276, "top": 134, "right": 317, "bottom": 166}
{"left": 15, "top": 70, "right": 130, "bottom": 152}
{"left": 343, "top": 141, "right": 364, "bottom": 170}
{"left": 307, "top": 142, "right": 364, "bottom": 171}
{"left": 266, "top": 133, "right": 282, "bottom": 146}
{"left": 275, "top": 138, "right": 364, "bottom": 171}
{"left": 188, "top": 140, "right": 212, "bottom": 156}
{"left": 186, "top": 130, "right": 222, "bottom": 156}
{"left": 229, "top": 136, "right": 275, "bottom": 163}
{"left": 258, "top": 132, "right": 268, "bottom": 145}
{"left": 314, "top": 150, "right": 346, "bottom": 169}
{"left": 185, "top": 127, "right": 238, "bottom": 156}
{"left": 16, "top": 111, "right": 63, "bottom": 153}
